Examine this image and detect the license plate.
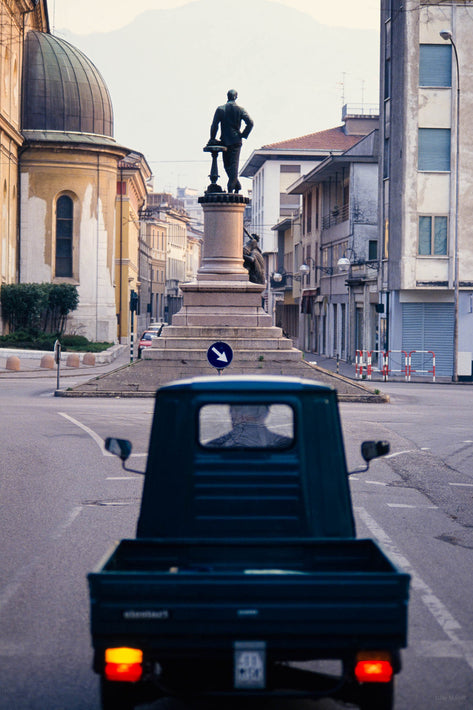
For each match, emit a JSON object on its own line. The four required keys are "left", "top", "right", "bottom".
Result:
{"left": 234, "top": 641, "right": 266, "bottom": 689}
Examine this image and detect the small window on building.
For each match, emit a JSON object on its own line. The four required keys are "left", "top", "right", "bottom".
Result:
{"left": 368, "top": 240, "right": 378, "bottom": 261}
{"left": 419, "top": 44, "right": 451, "bottom": 87}
{"left": 280, "top": 165, "right": 301, "bottom": 173}
{"left": 418, "top": 128, "right": 450, "bottom": 171}
{"left": 306, "top": 193, "right": 312, "bottom": 233}
{"left": 56, "top": 195, "right": 73, "bottom": 277}
{"left": 418, "top": 216, "right": 448, "bottom": 255}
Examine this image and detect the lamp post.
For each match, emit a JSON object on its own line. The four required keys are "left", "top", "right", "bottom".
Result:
{"left": 440, "top": 29, "right": 460, "bottom": 382}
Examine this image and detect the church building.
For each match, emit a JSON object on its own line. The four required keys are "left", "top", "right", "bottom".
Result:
{"left": 1, "top": 0, "right": 149, "bottom": 343}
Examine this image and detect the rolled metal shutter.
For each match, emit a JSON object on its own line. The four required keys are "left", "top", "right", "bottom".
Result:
{"left": 402, "top": 303, "right": 453, "bottom": 377}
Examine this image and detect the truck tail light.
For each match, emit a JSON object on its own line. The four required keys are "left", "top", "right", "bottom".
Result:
{"left": 355, "top": 651, "right": 393, "bottom": 683}
{"left": 105, "top": 647, "right": 143, "bottom": 682}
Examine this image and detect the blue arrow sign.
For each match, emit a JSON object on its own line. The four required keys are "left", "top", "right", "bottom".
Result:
{"left": 207, "top": 341, "right": 233, "bottom": 369}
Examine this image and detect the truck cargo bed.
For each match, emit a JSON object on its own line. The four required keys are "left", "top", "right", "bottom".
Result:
{"left": 89, "top": 537, "right": 409, "bottom": 655}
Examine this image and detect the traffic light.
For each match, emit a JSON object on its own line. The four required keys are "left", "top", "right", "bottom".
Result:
{"left": 129, "top": 289, "right": 139, "bottom": 312}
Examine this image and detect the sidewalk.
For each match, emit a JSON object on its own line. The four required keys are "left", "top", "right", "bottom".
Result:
{"left": 303, "top": 352, "right": 467, "bottom": 385}
{"left": 0, "top": 344, "right": 130, "bottom": 379}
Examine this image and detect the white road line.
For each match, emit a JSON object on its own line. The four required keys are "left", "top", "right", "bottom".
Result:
{"left": 384, "top": 449, "right": 416, "bottom": 459}
{"left": 58, "top": 412, "right": 146, "bottom": 458}
{"left": 449, "top": 482, "right": 473, "bottom": 487}
{"left": 51, "top": 505, "right": 83, "bottom": 539}
{"left": 356, "top": 506, "right": 473, "bottom": 671}
{"left": 365, "top": 480, "right": 388, "bottom": 486}
{"left": 387, "top": 503, "right": 438, "bottom": 509}
{"left": 59, "top": 412, "right": 109, "bottom": 454}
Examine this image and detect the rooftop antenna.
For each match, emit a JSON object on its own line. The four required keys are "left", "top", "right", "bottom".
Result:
{"left": 337, "top": 71, "right": 347, "bottom": 109}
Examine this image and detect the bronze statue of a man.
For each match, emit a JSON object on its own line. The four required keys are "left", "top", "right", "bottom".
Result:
{"left": 208, "top": 90, "right": 253, "bottom": 193}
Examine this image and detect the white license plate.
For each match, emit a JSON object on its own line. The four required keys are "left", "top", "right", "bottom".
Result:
{"left": 234, "top": 641, "right": 266, "bottom": 689}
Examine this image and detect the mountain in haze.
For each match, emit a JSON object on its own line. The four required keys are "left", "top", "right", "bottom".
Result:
{"left": 60, "top": 0, "right": 379, "bottom": 193}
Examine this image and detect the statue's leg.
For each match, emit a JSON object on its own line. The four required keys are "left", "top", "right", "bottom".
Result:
{"left": 224, "top": 144, "right": 241, "bottom": 192}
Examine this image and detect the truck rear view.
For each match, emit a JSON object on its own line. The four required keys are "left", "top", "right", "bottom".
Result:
{"left": 89, "top": 375, "right": 409, "bottom": 710}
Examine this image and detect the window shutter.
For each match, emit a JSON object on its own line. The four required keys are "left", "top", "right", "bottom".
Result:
{"left": 419, "top": 45, "right": 452, "bottom": 87}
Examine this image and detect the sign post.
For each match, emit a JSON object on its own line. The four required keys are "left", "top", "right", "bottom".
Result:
{"left": 207, "top": 341, "right": 233, "bottom": 375}
{"left": 54, "top": 339, "right": 61, "bottom": 390}
{"left": 129, "top": 289, "right": 139, "bottom": 361}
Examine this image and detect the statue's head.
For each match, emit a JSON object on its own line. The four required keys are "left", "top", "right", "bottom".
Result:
{"left": 227, "top": 89, "right": 238, "bottom": 101}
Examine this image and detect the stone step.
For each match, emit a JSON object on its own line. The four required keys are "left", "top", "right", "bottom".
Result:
{"left": 160, "top": 325, "right": 285, "bottom": 338}
{"left": 171, "top": 311, "right": 272, "bottom": 327}
{"left": 149, "top": 337, "right": 293, "bottom": 351}
{"left": 143, "top": 348, "right": 303, "bottom": 363}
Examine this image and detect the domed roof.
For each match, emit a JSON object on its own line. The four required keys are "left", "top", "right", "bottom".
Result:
{"left": 22, "top": 31, "right": 113, "bottom": 138}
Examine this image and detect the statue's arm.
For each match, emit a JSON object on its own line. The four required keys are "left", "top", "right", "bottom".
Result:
{"left": 240, "top": 108, "right": 254, "bottom": 139}
{"left": 210, "top": 108, "right": 221, "bottom": 140}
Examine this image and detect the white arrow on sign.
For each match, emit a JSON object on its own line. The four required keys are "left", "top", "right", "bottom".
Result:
{"left": 212, "top": 346, "right": 228, "bottom": 363}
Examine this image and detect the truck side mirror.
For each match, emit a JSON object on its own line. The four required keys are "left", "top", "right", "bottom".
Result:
{"left": 361, "top": 440, "right": 390, "bottom": 463}
{"left": 348, "top": 440, "right": 390, "bottom": 475}
{"left": 105, "top": 437, "right": 132, "bottom": 461}
{"left": 105, "top": 437, "right": 144, "bottom": 474}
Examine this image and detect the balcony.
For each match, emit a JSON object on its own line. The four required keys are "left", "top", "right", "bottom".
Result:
{"left": 322, "top": 203, "right": 349, "bottom": 230}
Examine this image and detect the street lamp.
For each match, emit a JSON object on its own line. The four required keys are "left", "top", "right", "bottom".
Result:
{"left": 440, "top": 29, "right": 460, "bottom": 382}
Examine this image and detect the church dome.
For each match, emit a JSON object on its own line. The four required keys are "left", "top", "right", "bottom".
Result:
{"left": 22, "top": 31, "right": 113, "bottom": 138}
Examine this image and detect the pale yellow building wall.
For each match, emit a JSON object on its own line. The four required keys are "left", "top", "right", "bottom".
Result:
{"left": 20, "top": 145, "right": 122, "bottom": 342}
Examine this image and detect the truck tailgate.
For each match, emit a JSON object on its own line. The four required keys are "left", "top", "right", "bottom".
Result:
{"left": 89, "top": 538, "right": 409, "bottom": 653}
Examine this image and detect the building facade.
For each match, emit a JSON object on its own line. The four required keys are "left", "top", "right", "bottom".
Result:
{"left": 241, "top": 114, "right": 377, "bottom": 330}
{"left": 0, "top": 1, "right": 48, "bottom": 294}
{"left": 20, "top": 29, "right": 129, "bottom": 343}
{"left": 289, "top": 127, "right": 380, "bottom": 361}
{"left": 380, "top": 0, "right": 473, "bottom": 378}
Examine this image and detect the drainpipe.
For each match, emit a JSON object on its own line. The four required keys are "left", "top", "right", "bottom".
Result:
{"left": 118, "top": 165, "right": 123, "bottom": 342}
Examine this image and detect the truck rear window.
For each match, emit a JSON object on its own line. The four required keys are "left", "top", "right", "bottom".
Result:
{"left": 199, "top": 404, "right": 294, "bottom": 449}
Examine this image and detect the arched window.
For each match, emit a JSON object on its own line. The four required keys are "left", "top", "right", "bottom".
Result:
{"left": 56, "top": 195, "right": 73, "bottom": 277}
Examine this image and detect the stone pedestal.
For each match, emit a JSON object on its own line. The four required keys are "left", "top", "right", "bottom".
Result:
{"left": 171, "top": 193, "right": 271, "bottom": 328}
{"left": 144, "top": 192, "right": 305, "bottom": 379}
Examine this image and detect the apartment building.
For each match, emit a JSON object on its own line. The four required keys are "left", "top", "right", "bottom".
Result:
{"left": 380, "top": 0, "right": 473, "bottom": 378}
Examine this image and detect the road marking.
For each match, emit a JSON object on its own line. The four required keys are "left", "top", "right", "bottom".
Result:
{"left": 449, "top": 482, "right": 473, "bottom": 487}
{"left": 418, "top": 640, "right": 473, "bottom": 658}
{"left": 51, "top": 505, "right": 83, "bottom": 539}
{"left": 59, "top": 412, "right": 109, "bottom": 454}
{"left": 0, "top": 506, "right": 83, "bottom": 614}
{"left": 386, "top": 503, "right": 438, "bottom": 509}
{"left": 384, "top": 449, "right": 416, "bottom": 459}
{"left": 58, "top": 413, "right": 146, "bottom": 457}
{"left": 365, "top": 480, "right": 388, "bottom": 486}
{"left": 355, "top": 506, "right": 473, "bottom": 672}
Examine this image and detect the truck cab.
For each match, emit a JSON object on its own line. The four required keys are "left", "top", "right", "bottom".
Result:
{"left": 137, "top": 375, "right": 357, "bottom": 539}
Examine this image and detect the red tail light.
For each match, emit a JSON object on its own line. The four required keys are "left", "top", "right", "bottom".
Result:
{"left": 104, "top": 647, "right": 143, "bottom": 682}
{"left": 355, "top": 651, "right": 393, "bottom": 683}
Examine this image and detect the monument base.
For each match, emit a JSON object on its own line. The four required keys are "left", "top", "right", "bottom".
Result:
{"left": 172, "top": 280, "right": 270, "bottom": 327}
{"left": 143, "top": 191, "right": 306, "bottom": 378}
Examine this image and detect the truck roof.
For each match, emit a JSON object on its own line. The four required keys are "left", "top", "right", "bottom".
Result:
{"left": 161, "top": 375, "right": 335, "bottom": 394}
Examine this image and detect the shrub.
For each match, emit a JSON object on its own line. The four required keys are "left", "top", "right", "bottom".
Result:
{"left": 0, "top": 282, "right": 79, "bottom": 335}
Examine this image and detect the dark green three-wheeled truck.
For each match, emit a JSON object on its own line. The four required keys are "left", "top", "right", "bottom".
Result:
{"left": 88, "top": 375, "right": 410, "bottom": 709}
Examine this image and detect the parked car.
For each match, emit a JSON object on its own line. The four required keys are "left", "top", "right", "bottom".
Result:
{"left": 137, "top": 331, "right": 157, "bottom": 358}
{"left": 147, "top": 322, "right": 167, "bottom": 336}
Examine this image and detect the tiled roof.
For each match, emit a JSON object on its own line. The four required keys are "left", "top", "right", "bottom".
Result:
{"left": 262, "top": 126, "right": 361, "bottom": 151}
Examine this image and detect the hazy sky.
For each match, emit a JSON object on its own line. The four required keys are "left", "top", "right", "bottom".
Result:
{"left": 51, "top": 0, "right": 379, "bottom": 34}
{"left": 48, "top": 0, "right": 380, "bottom": 193}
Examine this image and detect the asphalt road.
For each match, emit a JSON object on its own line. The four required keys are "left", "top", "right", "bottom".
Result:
{"left": 0, "top": 376, "right": 472, "bottom": 709}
